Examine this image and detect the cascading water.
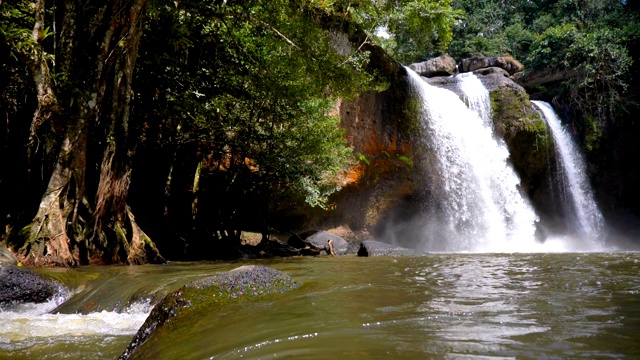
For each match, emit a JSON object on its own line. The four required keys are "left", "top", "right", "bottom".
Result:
{"left": 457, "top": 72, "right": 493, "bottom": 126}
{"left": 532, "top": 100, "right": 605, "bottom": 245}
{"left": 406, "top": 68, "right": 540, "bottom": 252}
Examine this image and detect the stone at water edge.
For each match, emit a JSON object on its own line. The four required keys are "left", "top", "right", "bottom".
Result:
{"left": 0, "top": 264, "right": 67, "bottom": 309}
{"left": 119, "top": 265, "right": 299, "bottom": 360}
{"left": 408, "top": 55, "right": 457, "bottom": 77}
{"left": 287, "top": 230, "right": 349, "bottom": 255}
{"left": 459, "top": 56, "right": 525, "bottom": 75}
{"left": 305, "top": 231, "right": 349, "bottom": 255}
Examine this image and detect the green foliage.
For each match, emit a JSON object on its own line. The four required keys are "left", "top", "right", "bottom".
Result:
{"left": 382, "top": 0, "right": 463, "bottom": 63}
{"left": 583, "top": 115, "right": 602, "bottom": 152}
{"left": 529, "top": 24, "right": 632, "bottom": 126}
{"left": 0, "top": 1, "right": 38, "bottom": 56}
{"left": 136, "top": 0, "right": 377, "bottom": 235}
{"left": 397, "top": 154, "right": 414, "bottom": 168}
{"left": 449, "top": 0, "right": 638, "bottom": 144}
{"left": 355, "top": 152, "right": 371, "bottom": 166}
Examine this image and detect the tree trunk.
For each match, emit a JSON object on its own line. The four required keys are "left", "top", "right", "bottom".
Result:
{"left": 12, "top": 0, "right": 165, "bottom": 266}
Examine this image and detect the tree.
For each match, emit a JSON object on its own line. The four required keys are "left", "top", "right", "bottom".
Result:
{"left": 129, "top": 0, "right": 370, "bottom": 254}
{"left": 1, "top": 0, "right": 463, "bottom": 264}
{"left": 525, "top": 1, "right": 635, "bottom": 131}
{"left": 373, "top": 0, "right": 462, "bottom": 63}
{"left": 447, "top": 0, "right": 637, "bottom": 136}
{"left": 2, "top": 0, "right": 164, "bottom": 266}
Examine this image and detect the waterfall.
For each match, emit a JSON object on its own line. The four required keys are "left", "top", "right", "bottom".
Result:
{"left": 406, "top": 68, "right": 540, "bottom": 252}
{"left": 531, "top": 100, "right": 605, "bottom": 243}
{"left": 457, "top": 72, "right": 492, "bottom": 126}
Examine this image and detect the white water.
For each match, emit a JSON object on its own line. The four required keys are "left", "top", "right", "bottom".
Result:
{"left": 457, "top": 72, "right": 493, "bottom": 126}
{"left": 0, "top": 297, "right": 150, "bottom": 352}
{"left": 532, "top": 100, "right": 605, "bottom": 245}
{"left": 407, "top": 69, "right": 540, "bottom": 252}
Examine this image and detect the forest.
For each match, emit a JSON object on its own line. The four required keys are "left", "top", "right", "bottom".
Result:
{"left": 2, "top": 0, "right": 639, "bottom": 266}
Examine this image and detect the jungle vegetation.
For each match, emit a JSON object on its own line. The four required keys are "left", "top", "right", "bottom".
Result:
{"left": 1, "top": 0, "right": 639, "bottom": 265}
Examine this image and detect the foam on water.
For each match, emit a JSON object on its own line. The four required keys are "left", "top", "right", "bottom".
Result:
{"left": 0, "top": 299, "right": 150, "bottom": 350}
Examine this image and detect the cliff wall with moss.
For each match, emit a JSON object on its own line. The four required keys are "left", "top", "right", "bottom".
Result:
{"left": 307, "top": 56, "right": 561, "bottom": 240}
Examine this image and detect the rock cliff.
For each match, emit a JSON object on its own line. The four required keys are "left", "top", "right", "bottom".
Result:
{"left": 312, "top": 55, "right": 555, "bottom": 239}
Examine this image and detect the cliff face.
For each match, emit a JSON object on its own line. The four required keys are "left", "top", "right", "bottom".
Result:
{"left": 321, "top": 79, "right": 420, "bottom": 236}
{"left": 315, "top": 56, "right": 557, "bottom": 239}
{"left": 515, "top": 61, "right": 640, "bottom": 236}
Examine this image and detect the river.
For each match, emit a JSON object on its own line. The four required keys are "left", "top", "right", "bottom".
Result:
{"left": 2, "top": 252, "right": 640, "bottom": 359}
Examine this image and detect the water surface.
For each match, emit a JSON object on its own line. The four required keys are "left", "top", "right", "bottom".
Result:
{"left": 2, "top": 252, "right": 639, "bottom": 359}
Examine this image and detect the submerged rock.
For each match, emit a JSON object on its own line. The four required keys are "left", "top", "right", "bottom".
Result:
{"left": 357, "top": 240, "right": 429, "bottom": 257}
{"left": 0, "top": 264, "right": 67, "bottom": 309}
{"left": 120, "top": 265, "right": 298, "bottom": 360}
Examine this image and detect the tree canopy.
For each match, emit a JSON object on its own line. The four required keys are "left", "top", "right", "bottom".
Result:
{"left": 2, "top": 0, "right": 639, "bottom": 264}
{"left": 444, "top": 0, "right": 638, "bottom": 149}
{"left": 0, "top": 0, "right": 461, "bottom": 264}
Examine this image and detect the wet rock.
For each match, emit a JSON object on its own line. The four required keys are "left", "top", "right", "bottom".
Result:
{"left": 513, "top": 67, "right": 584, "bottom": 90}
{"left": 474, "top": 66, "right": 510, "bottom": 77}
{"left": 357, "top": 240, "right": 429, "bottom": 257}
{"left": 409, "top": 55, "right": 457, "bottom": 77}
{"left": 460, "top": 56, "right": 524, "bottom": 75}
{"left": 424, "top": 66, "right": 524, "bottom": 96}
{"left": 287, "top": 230, "right": 348, "bottom": 255}
{"left": 305, "top": 231, "right": 349, "bottom": 255}
{"left": 0, "top": 264, "right": 66, "bottom": 309}
{"left": 120, "top": 265, "right": 298, "bottom": 360}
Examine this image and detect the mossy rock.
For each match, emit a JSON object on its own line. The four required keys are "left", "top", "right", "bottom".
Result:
{"left": 490, "top": 88, "right": 552, "bottom": 193}
{"left": 120, "top": 265, "right": 299, "bottom": 360}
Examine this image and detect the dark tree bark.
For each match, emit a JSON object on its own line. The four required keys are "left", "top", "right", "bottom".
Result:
{"left": 11, "top": 0, "right": 164, "bottom": 266}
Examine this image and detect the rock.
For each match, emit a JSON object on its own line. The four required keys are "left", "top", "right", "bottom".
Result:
{"left": 460, "top": 56, "right": 524, "bottom": 75}
{"left": 513, "top": 67, "right": 584, "bottom": 89}
{"left": 424, "top": 66, "right": 525, "bottom": 97}
{"left": 357, "top": 240, "right": 429, "bottom": 257}
{"left": 0, "top": 264, "right": 67, "bottom": 309}
{"left": 322, "top": 226, "right": 371, "bottom": 254}
{"left": 408, "top": 55, "right": 457, "bottom": 77}
{"left": 423, "top": 73, "right": 460, "bottom": 94}
{"left": 305, "top": 231, "right": 349, "bottom": 255}
{"left": 119, "top": 265, "right": 298, "bottom": 360}
{"left": 0, "top": 244, "right": 17, "bottom": 265}
{"left": 489, "top": 86, "right": 553, "bottom": 207}
{"left": 493, "top": 56, "right": 525, "bottom": 75}
{"left": 287, "top": 230, "right": 348, "bottom": 255}
{"left": 474, "top": 66, "right": 510, "bottom": 77}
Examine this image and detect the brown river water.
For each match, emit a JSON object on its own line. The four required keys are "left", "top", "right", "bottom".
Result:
{"left": 1, "top": 252, "right": 639, "bottom": 359}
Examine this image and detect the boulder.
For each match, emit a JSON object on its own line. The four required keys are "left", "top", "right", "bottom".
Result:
{"left": 513, "top": 67, "right": 584, "bottom": 89}
{"left": 287, "top": 230, "right": 349, "bottom": 255}
{"left": 357, "top": 240, "right": 429, "bottom": 257}
{"left": 305, "top": 231, "right": 349, "bottom": 255}
{"left": 424, "top": 66, "right": 525, "bottom": 97}
{"left": 120, "top": 265, "right": 298, "bottom": 360}
{"left": 409, "top": 55, "right": 457, "bottom": 77}
{"left": 460, "top": 56, "right": 524, "bottom": 75}
{"left": 0, "top": 264, "right": 67, "bottom": 309}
